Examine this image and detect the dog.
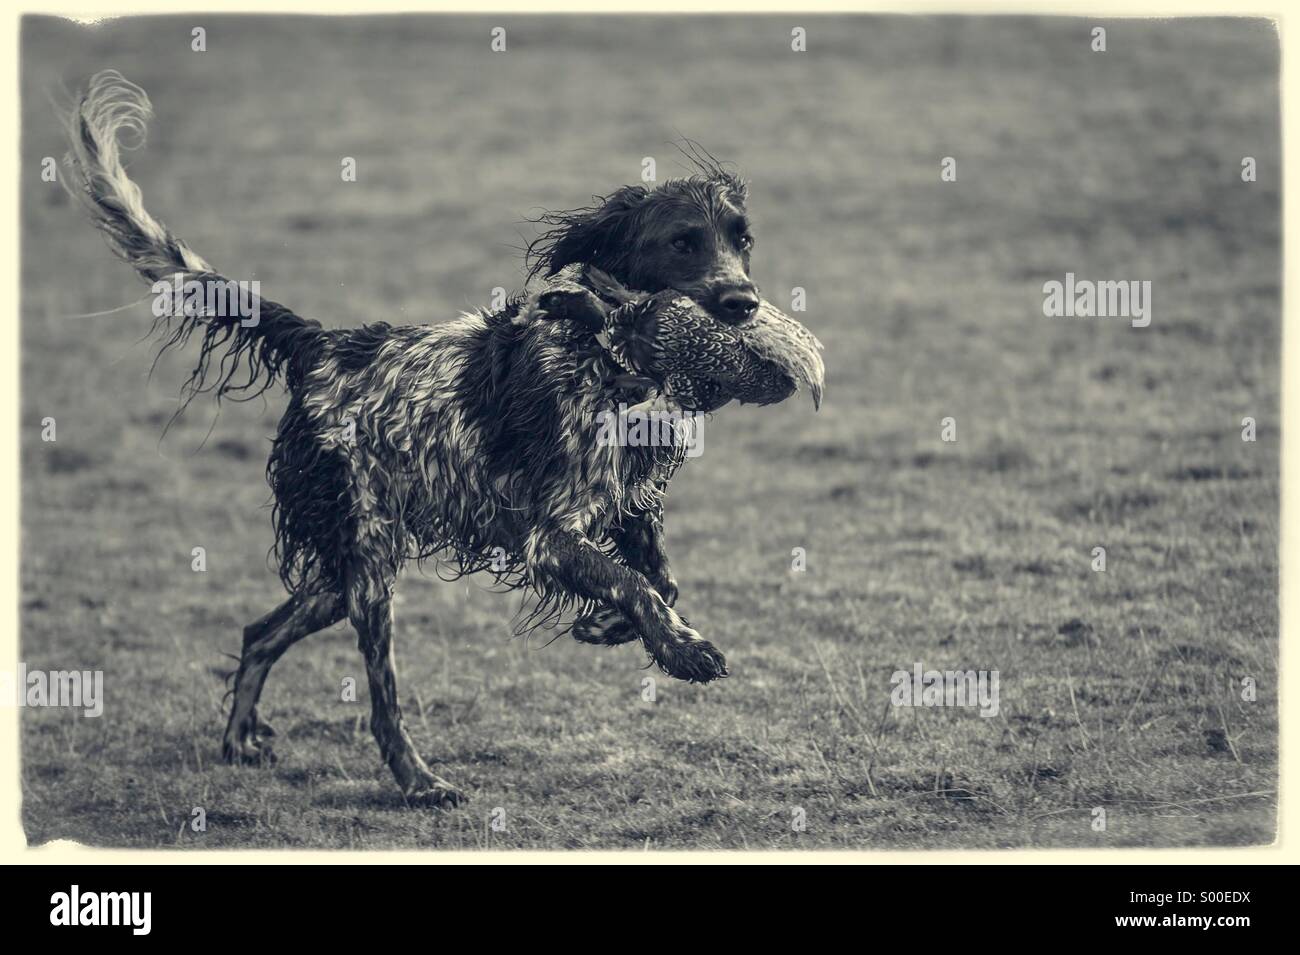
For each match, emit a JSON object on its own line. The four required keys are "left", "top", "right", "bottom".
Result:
{"left": 62, "top": 71, "right": 822, "bottom": 807}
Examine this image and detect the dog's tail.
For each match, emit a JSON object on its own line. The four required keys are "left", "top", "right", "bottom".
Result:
{"left": 62, "top": 70, "right": 324, "bottom": 404}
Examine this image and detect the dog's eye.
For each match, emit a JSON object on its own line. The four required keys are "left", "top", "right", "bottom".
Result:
{"left": 738, "top": 234, "right": 755, "bottom": 252}
{"left": 671, "top": 237, "right": 694, "bottom": 254}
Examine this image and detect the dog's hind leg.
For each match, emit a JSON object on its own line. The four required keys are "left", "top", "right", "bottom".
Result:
{"left": 222, "top": 590, "right": 344, "bottom": 765}
{"left": 345, "top": 572, "right": 464, "bottom": 808}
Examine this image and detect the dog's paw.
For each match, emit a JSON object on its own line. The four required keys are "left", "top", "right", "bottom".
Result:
{"left": 250, "top": 708, "right": 276, "bottom": 739}
{"left": 572, "top": 605, "right": 639, "bottom": 645}
{"left": 221, "top": 735, "right": 277, "bottom": 767}
{"left": 403, "top": 773, "right": 466, "bottom": 810}
{"left": 646, "top": 615, "right": 728, "bottom": 684}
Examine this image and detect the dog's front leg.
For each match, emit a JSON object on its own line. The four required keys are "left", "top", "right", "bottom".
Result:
{"left": 540, "top": 530, "right": 727, "bottom": 683}
{"left": 611, "top": 510, "right": 678, "bottom": 606}
{"left": 571, "top": 512, "right": 676, "bottom": 647}
{"left": 571, "top": 510, "right": 677, "bottom": 648}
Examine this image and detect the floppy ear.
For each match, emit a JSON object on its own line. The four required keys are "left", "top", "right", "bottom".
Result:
{"left": 546, "top": 185, "right": 649, "bottom": 277}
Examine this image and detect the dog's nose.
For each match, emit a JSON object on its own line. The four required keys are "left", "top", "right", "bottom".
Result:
{"left": 717, "top": 288, "right": 760, "bottom": 324}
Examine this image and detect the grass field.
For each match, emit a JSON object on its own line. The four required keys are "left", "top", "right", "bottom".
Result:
{"left": 20, "top": 15, "right": 1279, "bottom": 849}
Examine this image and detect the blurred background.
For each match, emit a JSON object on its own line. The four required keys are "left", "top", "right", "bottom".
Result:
{"left": 20, "top": 15, "right": 1279, "bottom": 848}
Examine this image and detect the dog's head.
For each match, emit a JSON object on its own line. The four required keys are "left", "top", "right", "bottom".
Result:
{"left": 528, "top": 155, "right": 758, "bottom": 326}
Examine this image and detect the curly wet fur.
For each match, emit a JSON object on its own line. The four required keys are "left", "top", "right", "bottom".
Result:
{"left": 268, "top": 311, "right": 684, "bottom": 626}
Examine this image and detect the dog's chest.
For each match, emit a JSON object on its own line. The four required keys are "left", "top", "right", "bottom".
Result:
{"left": 539, "top": 392, "right": 680, "bottom": 536}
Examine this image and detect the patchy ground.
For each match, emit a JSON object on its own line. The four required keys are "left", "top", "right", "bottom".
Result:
{"left": 20, "top": 16, "right": 1278, "bottom": 848}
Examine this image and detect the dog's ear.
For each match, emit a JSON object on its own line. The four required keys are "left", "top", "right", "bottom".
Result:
{"left": 546, "top": 185, "right": 649, "bottom": 277}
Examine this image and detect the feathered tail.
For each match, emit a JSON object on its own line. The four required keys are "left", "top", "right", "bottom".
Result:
{"left": 62, "top": 70, "right": 323, "bottom": 403}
